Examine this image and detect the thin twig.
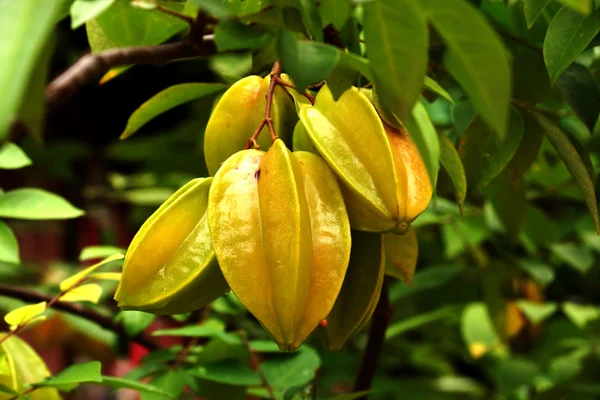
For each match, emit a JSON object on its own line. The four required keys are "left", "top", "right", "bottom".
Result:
{"left": 7, "top": 386, "right": 36, "bottom": 400}
{"left": 311, "top": 367, "right": 321, "bottom": 400}
{"left": 154, "top": 3, "right": 195, "bottom": 26}
{"left": 239, "top": 331, "right": 275, "bottom": 400}
{"left": 0, "top": 283, "right": 159, "bottom": 350}
{"left": 244, "top": 61, "right": 282, "bottom": 149}
{"left": 353, "top": 279, "right": 393, "bottom": 399}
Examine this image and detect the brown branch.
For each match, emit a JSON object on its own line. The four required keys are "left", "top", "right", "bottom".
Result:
{"left": 244, "top": 61, "right": 282, "bottom": 149}
{"left": 239, "top": 330, "right": 275, "bottom": 400}
{"left": 0, "top": 283, "right": 159, "bottom": 351}
{"left": 46, "top": 11, "right": 215, "bottom": 107}
{"left": 353, "top": 279, "right": 393, "bottom": 399}
{"left": 495, "top": 29, "right": 540, "bottom": 53}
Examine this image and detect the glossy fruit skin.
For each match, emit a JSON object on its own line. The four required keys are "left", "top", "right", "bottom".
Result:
{"left": 115, "top": 178, "right": 229, "bottom": 315}
{"left": 320, "top": 231, "right": 384, "bottom": 351}
{"left": 208, "top": 140, "right": 351, "bottom": 351}
{"left": 0, "top": 334, "right": 60, "bottom": 400}
{"left": 299, "top": 84, "right": 433, "bottom": 234}
{"left": 292, "top": 120, "right": 318, "bottom": 154}
{"left": 203, "top": 75, "right": 297, "bottom": 176}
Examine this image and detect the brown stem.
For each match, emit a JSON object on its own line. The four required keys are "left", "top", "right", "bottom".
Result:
{"left": 239, "top": 331, "right": 275, "bottom": 400}
{"left": 275, "top": 77, "right": 315, "bottom": 105}
{"left": 244, "top": 61, "right": 282, "bottom": 149}
{"left": 0, "top": 283, "right": 159, "bottom": 350}
{"left": 353, "top": 279, "right": 393, "bottom": 399}
{"left": 7, "top": 386, "right": 36, "bottom": 400}
{"left": 495, "top": 29, "right": 540, "bottom": 53}
{"left": 46, "top": 12, "right": 215, "bottom": 107}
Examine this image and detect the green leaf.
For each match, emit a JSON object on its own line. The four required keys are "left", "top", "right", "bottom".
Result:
{"left": 4, "top": 302, "right": 46, "bottom": 328}
{"left": 152, "top": 319, "right": 226, "bottom": 337}
{"left": 60, "top": 283, "right": 103, "bottom": 304}
{"left": 0, "top": 188, "right": 84, "bottom": 220}
{"left": 486, "top": 172, "right": 528, "bottom": 237}
{"left": 320, "top": 0, "right": 350, "bottom": 29}
{"left": 363, "top": 0, "right": 428, "bottom": 123}
{"left": 459, "top": 107, "right": 524, "bottom": 194}
{"left": 293, "top": 0, "right": 324, "bottom": 42}
{"left": 263, "top": 346, "right": 321, "bottom": 388}
{"left": 79, "top": 245, "right": 126, "bottom": 261}
{"left": 461, "top": 303, "right": 501, "bottom": 359}
{"left": 494, "top": 357, "right": 540, "bottom": 395}
{"left": 17, "top": 36, "right": 54, "bottom": 142}
{"left": 562, "top": 302, "right": 600, "bottom": 328}
{"left": 439, "top": 134, "right": 467, "bottom": 214}
{"left": 405, "top": 101, "right": 440, "bottom": 186}
{"left": 121, "top": 83, "right": 227, "bottom": 139}
{"left": 115, "top": 311, "right": 156, "bottom": 337}
{"left": 100, "top": 376, "right": 174, "bottom": 398}
{"left": 0, "top": 0, "right": 64, "bottom": 139}
{"left": 328, "top": 392, "right": 373, "bottom": 400}
{"left": 524, "top": 0, "right": 552, "bottom": 28}
{"left": 558, "top": 0, "right": 593, "bottom": 14}
{"left": 526, "top": 108, "right": 600, "bottom": 233}
{"left": 517, "top": 259, "right": 555, "bottom": 287}
{"left": 543, "top": 6, "right": 600, "bottom": 83}
{"left": 142, "top": 371, "right": 188, "bottom": 400}
{"left": 506, "top": 111, "right": 544, "bottom": 185}
{"left": 516, "top": 301, "right": 558, "bottom": 323}
{"left": 424, "top": 77, "right": 454, "bottom": 104}
{"left": 189, "top": 361, "right": 262, "bottom": 386}
{"left": 0, "top": 382, "right": 18, "bottom": 396}
{"left": 0, "top": 221, "right": 19, "bottom": 264}
{"left": 85, "top": 18, "right": 117, "bottom": 53}
{"left": 210, "top": 52, "right": 253, "bottom": 83}
{"left": 521, "top": 207, "right": 560, "bottom": 248}
{"left": 33, "top": 361, "right": 102, "bottom": 392}
{"left": 190, "top": 0, "right": 228, "bottom": 18}
{"left": 70, "top": 0, "right": 115, "bottom": 29}
{"left": 60, "top": 253, "right": 124, "bottom": 290}
{"left": 420, "top": 0, "right": 511, "bottom": 137}
{"left": 390, "top": 265, "right": 461, "bottom": 302}
{"left": 221, "top": 0, "right": 267, "bottom": 17}
{"left": 278, "top": 29, "right": 338, "bottom": 91}
{"left": 214, "top": 20, "right": 273, "bottom": 51}
{"left": 386, "top": 306, "right": 459, "bottom": 341}
{"left": 550, "top": 243, "right": 594, "bottom": 273}
{"left": 96, "top": 1, "right": 188, "bottom": 47}
{"left": 555, "top": 63, "right": 600, "bottom": 132}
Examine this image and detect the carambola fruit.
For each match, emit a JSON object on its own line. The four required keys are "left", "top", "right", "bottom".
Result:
{"left": 114, "top": 178, "right": 229, "bottom": 315}
{"left": 203, "top": 75, "right": 297, "bottom": 176}
{"left": 299, "top": 84, "right": 433, "bottom": 234}
{"left": 320, "top": 231, "right": 385, "bottom": 351}
{"left": 208, "top": 139, "right": 351, "bottom": 351}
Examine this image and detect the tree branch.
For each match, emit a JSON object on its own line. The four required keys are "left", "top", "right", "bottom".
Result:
{"left": 46, "top": 10, "right": 216, "bottom": 107}
{"left": 353, "top": 279, "right": 393, "bottom": 399}
{"left": 0, "top": 283, "right": 159, "bottom": 351}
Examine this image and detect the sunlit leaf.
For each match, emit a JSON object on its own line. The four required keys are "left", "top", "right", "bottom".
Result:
{"left": 424, "top": 77, "right": 454, "bottom": 104}
{"left": 562, "top": 302, "right": 600, "bottom": 328}
{"left": 461, "top": 303, "right": 501, "bottom": 359}
{"left": 4, "top": 302, "right": 46, "bottom": 328}
{"left": 0, "top": 188, "right": 84, "bottom": 220}
{"left": 79, "top": 245, "right": 125, "bottom": 261}
{"left": 517, "top": 301, "right": 558, "bottom": 323}
{"left": 33, "top": 361, "right": 102, "bottom": 392}
{"left": 121, "top": 83, "right": 227, "bottom": 139}
{"left": 0, "top": 143, "right": 32, "bottom": 170}
{"left": 59, "top": 283, "right": 103, "bottom": 304}
{"left": 60, "top": 253, "right": 124, "bottom": 291}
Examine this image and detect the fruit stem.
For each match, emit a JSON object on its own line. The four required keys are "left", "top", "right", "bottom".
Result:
{"left": 239, "top": 330, "right": 276, "bottom": 400}
{"left": 353, "top": 279, "right": 393, "bottom": 398}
